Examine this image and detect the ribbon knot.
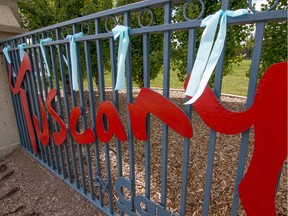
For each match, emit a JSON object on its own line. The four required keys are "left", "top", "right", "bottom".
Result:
{"left": 40, "top": 38, "right": 52, "bottom": 77}
{"left": 112, "top": 25, "right": 130, "bottom": 91}
{"left": 184, "top": 9, "right": 248, "bottom": 104}
{"left": 66, "top": 32, "right": 84, "bottom": 91}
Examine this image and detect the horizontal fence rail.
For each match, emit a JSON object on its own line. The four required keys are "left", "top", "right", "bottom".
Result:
{"left": 1, "top": 0, "right": 287, "bottom": 215}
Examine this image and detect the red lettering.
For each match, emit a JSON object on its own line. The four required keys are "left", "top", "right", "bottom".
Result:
{"left": 70, "top": 107, "right": 95, "bottom": 144}
{"left": 46, "top": 89, "right": 67, "bottom": 145}
{"left": 96, "top": 101, "right": 127, "bottom": 143}
{"left": 8, "top": 53, "right": 37, "bottom": 154}
{"left": 32, "top": 96, "right": 49, "bottom": 146}
{"left": 185, "top": 62, "right": 287, "bottom": 215}
{"left": 128, "top": 88, "right": 192, "bottom": 140}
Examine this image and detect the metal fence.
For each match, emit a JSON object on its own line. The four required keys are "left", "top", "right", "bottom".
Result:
{"left": 0, "top": 0, "right": 287, "bottom": 215}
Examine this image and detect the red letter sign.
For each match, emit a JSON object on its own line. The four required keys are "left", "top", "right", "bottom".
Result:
{"left": 8, "top": 52, "right": 37, "bottom": 154}
{"left": 46, "top": 89, "right": 67, "bottom": 145}
{"left": 32, "top": 96, "right": 50, "bottom": 146}
{"left": 96, "top": 101, "right": 127, "bottom": 143}
{"left": 70, "top": 107, "right": 95, "bottom": 144}
{"left": 128, "top": 88, "right": 192, "bottom": 140}
{"left": 185, "top": 62, "right": 287, "bottom": 215}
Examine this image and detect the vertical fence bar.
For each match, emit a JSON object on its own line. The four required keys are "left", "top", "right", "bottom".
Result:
{"left": 30, "top": 36, "right": 48, "bottom": 162}
{"left": 55, "top": 28, "right": 72, "bottom": 182}
{"left": 95, "top": 18, "right": 114, "bottom": 213}
{"left": 109, "top": 36, "right": 123, "bottom": 179}
{"left": 14, "top": 39, "right": 35, "bottom": 154}
{"left": 65, "top": 36, "right": 80, "bottom": 189}
{"left": 24, "top": 39, "right": 44, "bottom": 160}
{"left": 2, "top": 42, "right": 26, "bottom": 152}
{"left": 38, "top": 35, "right": 54, "bottom": 167}
{"left": 72, "top": 24, "right": 87, "bottom": 194}
{"left": 109, "top": 33, "right": 124, "bottom": 216}
{"left": 202, "top": 1, "right": 229, "bottom": 214}
{"left": 160, "top": 2, "right": 172, "bottom": 208}
{"left": 72, "top": 24, "right": 87, "bottom": 195}
{"left": 124, "top": 11, "right": 136, "bottom": 212}
{"left": 45, "top": 43, "right": 61, "bottom": 173}
{"left": 21, "top": 37, "right": 40, "bottom": 159}
{"left": 180, "top": 28, "right": 195, "bottom": 215}
{"left": 230, "top": 21, "right": 265, "bottom": 216}
{"left": 50, "top": 44, "right": 66, "bottom": 177}
{"left": 9, "top": 42, "right": 29, "bottom": 152}
{"left": 143, "top": 33, "right": 151, "bottom": 200}
{"left": 84, "top": 37, "right": 102, "bottom": 203}
{"left": 83, "top": 39, "right": 96, "bottom": 200}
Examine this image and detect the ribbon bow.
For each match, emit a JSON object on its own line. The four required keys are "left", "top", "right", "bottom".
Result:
{"left": 112, "top": 25, "right": 130, "bottom": 91}
{"left": 185, "top": 9, "right": 248, "bottom": 104}
{"left": 40, "top": 38, "right": 52, "bottom": 77}
{"left": 66, "top": 32, "right": 84, "bottom": 91}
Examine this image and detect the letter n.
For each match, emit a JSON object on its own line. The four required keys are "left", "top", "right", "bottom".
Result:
{"left": 128, "top": 88, "right": 192, "bottom": 140}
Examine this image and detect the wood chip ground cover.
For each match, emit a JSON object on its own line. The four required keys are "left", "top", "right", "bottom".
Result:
{"left": 1, "top": 89, "right": 286, "bottom": 215}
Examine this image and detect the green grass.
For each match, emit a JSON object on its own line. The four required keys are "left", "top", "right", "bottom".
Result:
{"left": 221, "top": 60, "right": 250, "bottom": 96}
{"left": 91, "top": 59, "right": 251, "bottom": 96}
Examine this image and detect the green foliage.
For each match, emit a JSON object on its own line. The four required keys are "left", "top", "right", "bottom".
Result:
{"left": 171, "top": 0, "right": 250, "bottom": 87}
{"left": 258, "top": 0, "right": 287, "bottom": 79}
{"left": 18, "top": 0, "right": 113, "bottom": 89}
{"left": 18, "top": 0, "right": 55, "bottom": 30}
{"left": 115, "top": 0, "right": 164, "bottom": 87}
{"left": 18, "top": 0, "right": 286, "bottom": 88}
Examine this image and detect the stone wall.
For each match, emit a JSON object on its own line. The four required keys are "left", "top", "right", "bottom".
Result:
{"left": 0, "top": 0, "right": 26, "bottom": 159}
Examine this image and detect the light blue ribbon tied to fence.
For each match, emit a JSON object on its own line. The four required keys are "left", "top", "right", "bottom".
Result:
{"left": 184, "top": 9, "right": 248, "bottom": 105}
{"left": 3, "top": 45, "right": 11, "bottom": 64}
{"left": 112, "top": 25, "right": 130, "bottom": 91}
{"left": 17, "top": 43, "right": 27, "bottom": 61}
{"left": 40, "top": 38, "right": 52, "bottom": 77}
{"left": 66, "top": 32, "right": 84, "bottom": 91}
{"left": 3, "top": 45, "right": 16, "bottom": 77}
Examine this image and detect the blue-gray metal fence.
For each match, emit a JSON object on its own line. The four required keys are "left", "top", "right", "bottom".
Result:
{"left": 0, "top": 0, "right": 287, "bottom": 215}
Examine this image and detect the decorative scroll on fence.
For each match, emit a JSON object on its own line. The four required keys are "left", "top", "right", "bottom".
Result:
{"left": 1, "top": 0, "right": 287, "bottom": 215}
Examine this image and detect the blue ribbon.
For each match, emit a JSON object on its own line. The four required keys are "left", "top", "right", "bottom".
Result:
{"left": 112, "top": 25, "right": 130, "bottom": 91}
{"left": 17, "top": 43, "right": 27, "bottom": 61}
{"left": 3, "top": 45, "right": 11, "bottom": 64}
{"left": 184, "top": 9, "right": 248, "bottom": 105}
{"left": 66, "top": 32, "right": 84, "bottom": 91}
{"left": 40, "top": 38, "right": 52, "bottom": 77}
{"left": 3, "top": 45, "right": 16, "bottom": 77}
{"left": 56, "top": 45, "right": 68, "bottom": 66}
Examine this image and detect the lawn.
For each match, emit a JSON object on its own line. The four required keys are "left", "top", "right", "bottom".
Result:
{"left": 102, "top": 59, "right": 251, "bottom": 96}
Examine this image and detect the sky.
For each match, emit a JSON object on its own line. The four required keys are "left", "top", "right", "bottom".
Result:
{"left": 252, "top": 0, "right": 269, "bottom": 10}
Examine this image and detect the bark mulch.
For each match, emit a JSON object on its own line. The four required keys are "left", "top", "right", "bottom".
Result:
{"left": 0, "top": 89, "right": 287, "bottom": 216}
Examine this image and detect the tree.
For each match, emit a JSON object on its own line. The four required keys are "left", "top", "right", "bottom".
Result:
{"left": 256, "top": 0, "right": 287, "bottom": 80}
{"left": 171, "top": 1, "right": 250, "bottom": 86}
{"left": 18, "top": 0, "right": 113, "bottom": 91}
{"left": 115, "top": 0, "right": 164, "bottom": 87}
{"left": 18, "top": 0, "right": 285, "bottom": 88}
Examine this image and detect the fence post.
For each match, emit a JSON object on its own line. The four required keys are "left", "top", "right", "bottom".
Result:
{"left": 0, "top": 0, "right": 26, "bottom": 159}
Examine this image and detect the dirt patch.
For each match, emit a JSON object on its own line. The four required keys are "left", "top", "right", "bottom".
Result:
{"left": 0, "top": 148, "right": 102, "bottom": 216}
